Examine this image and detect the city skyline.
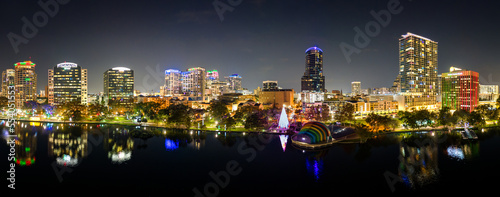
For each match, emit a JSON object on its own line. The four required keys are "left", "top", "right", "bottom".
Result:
{"left": 1, "top": 0, "right": 499, "bottom": 94}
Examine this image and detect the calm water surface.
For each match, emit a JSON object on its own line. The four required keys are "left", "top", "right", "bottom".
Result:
{"left": 1, "top": 122, "right": 499, "bottom": 196}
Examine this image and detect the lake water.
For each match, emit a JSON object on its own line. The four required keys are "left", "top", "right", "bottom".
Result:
{"left": 1, "top": 122, "right": 500, "bottom": 196}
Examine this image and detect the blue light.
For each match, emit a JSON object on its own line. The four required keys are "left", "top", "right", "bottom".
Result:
{"left": 165, "top": 138, "right": 179, "bottom": 151}
{"left": 305, "top": 46, "right": 323, "bottom": 53}
{"left": 165, "top": 69, "right": 181, "bottom": 75}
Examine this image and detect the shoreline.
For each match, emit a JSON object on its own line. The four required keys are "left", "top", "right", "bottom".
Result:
{"left": 0, "top": 118, "right": 290, "bottom": 134}
{"left": 4, "top": 118, "right": 498, "bottom": 136}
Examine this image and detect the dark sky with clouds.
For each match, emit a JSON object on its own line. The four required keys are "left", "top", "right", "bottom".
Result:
{"left": 1, "top": 0, "right": 499, "bottom": 94}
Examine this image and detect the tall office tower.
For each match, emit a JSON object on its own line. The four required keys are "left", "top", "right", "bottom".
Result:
{"left": 163, "top": 69, "right": 182, "bottom": 96}
{"left": 226, "top": 74, "right": 242, "bottom": 91}
{"left": 48, "top": 62, "right": 88, "bottom": 106}
{"left": 436, "top": 74, "right": 443, "bottom": 103}
{"left": 103, "top": 67, "right": 134, "bottom": 105}
{"left": 301, "top": 46, "right": 325, "bottom": 93}
{"left": 1, "top": 69, "right": 15, "bottom": 98}
{"left": 441, "top": 67, "right": 479, "bottom": 112}
{"left": 263, "top": 80, "right": 278, "bottom": 91}
{"left": 398, "top": 33, "right": 438, "bottom": 110}
{"left": 351, "top": 81, "right": 361, "bottom": 96}
{"left": 181, "top": 67, "right": 205, "bottom": 97}
{"left": 205, "top": 70, "right": 219, "bottom": 97}
{"left": 81, "top": 68, "right": 88, "bottom": 105}
{"left": 14, "top": 61, "right": 37, "bottom": 107}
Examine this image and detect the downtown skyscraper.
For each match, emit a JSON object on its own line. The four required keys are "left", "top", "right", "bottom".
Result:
{"left": 441, "top": 67, "right": 479, "bottom": 112}
{"left": 351, "top": 81, "right": 361, "bottom": 96}
{"left": 14, "top": 61, "right": 37, "bottom": 107}
{"left": 1, "top": 69, "right": 15, "bottom": 98}
{"left": 301, "top": 46, "right": 325, "bottom": 93}
{"left": 225, "top": 74, "right": 242, "bottom": 92}
{"left": 396, "top": 33, "right": 438, "bottom": 110}
{"left": 103, "top": 67, "right": 134, "bottom": 105}
{"left": 48, "top": 62, "right": 88, "bottom": 106}
{"left": 162, "top": 69, "right": 182, "bottom": 96}
{"left": 181, "top": 67, "right": 206, "bottom": 97}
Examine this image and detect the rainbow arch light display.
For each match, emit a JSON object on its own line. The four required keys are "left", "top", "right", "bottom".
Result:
{"left": 297, "top": 122, "right": 330, "bottom": 144}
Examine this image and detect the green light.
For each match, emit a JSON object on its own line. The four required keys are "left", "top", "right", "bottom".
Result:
{"left": 25, "top": 147, "right": 30, "bottom": 152}
{"left": 25, "top": 78, "right": 31, "bottom": 81}
{"left": 20, "top": 161, "right": 26, "bottom": 166}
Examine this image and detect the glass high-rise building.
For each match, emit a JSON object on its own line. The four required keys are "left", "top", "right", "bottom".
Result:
{"left": 14, "top": 61, "right": 37, "bottom": 107}
{"left": 351, "top": 81, "right": 361, "bottom": 96}
{"left": 103, "top": 67, "right": 134, "bottom": 105}
{"left": 48, "top": 62, "right": 88, "bottom": 106}
{"left": 181, "top": 67, "right": 205, "bottom": 97}
{"left": 1, "top": 69, "right": 15, "bottom": 98}
{"left": 441, "top": 67, "right": 479, "bottom": 112}
{"left": 226, "top": 74, "right": 242, "bottom": 91}
{"left": 301, "top": 46, "right": 325, "bottom": 93}
{"left": 397, "top": 33, "right": 438, "bottom": 110}
{"left": 163, "top": 69, "right": 182, "bottom": 96}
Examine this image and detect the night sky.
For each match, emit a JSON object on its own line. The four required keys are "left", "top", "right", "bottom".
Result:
{"left": 1, "top": 0, "right": 499, "bottom": 94}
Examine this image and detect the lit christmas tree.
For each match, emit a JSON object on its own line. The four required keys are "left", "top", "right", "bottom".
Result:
{"left": 278, "top": 106, "right": 289, "bottom": 129}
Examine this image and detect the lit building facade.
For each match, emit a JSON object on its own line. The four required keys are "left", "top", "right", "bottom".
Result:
{"left": 48, "top": 62, "right": 88, "bottom": 106}
{"left": 14, "top": 61, "right": 37, "bottom": 107}
{"left": 1, "top": 69, "right": 15, "bottom": 98}
{"left": 397, "top": 33, "right": 438, "bottom": 110}
{"left": 441, "top": 67, "right": 479, "bottom": 112}
{"left": 259, "top": 89, "right": 295, "bottom": 109}
{"left": 181, "top": 67, "right": 205, "bottom": 97}
{"left": 263, "top": 80, "right": 278, "bottom": 91}
{"left": 351, "top": 81, "right": 361, "bottom": 96}
{"left": 163, "top": 69, "right": 182, "bottom": 96}
{"left": 300, "top": 91, "right": 324, "bottom": 103}
{"left": 479, "top": 84, "right": 499, "bottom": 101}
{"left": 103, "top": 67, "right": 134, "bottom": 105}
{"left": 206, "top": 70, "right": 219, "bottom": 81}
{"left": 226, "top": 74, "right": 242, "bottom": 91}
{"left": 301, "top": 46, "right": 325, "bottom": 92}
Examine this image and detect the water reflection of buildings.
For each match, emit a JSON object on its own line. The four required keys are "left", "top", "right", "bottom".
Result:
{"left": 104, "top": 127, "right": 133, "bottom": 164}
{"left": 303, "top": 149, "right": 328, "bottom": 182}
{"left": 48, "top": 126, "right": 88, "bottom": 166}
{"left": 446, "top": 142, "right": 479, "bottom": 161}
{"left": 188, "top": 130, "right": 206, "bottom": 150}
{"left": 398, "top": 138, "right": 439, "bottom": 189}
{"left": 14, "top": 126, "right": 37, "bottom": 166}
{"left": 164, "top": 130, "right": 206, "bottom": 151}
